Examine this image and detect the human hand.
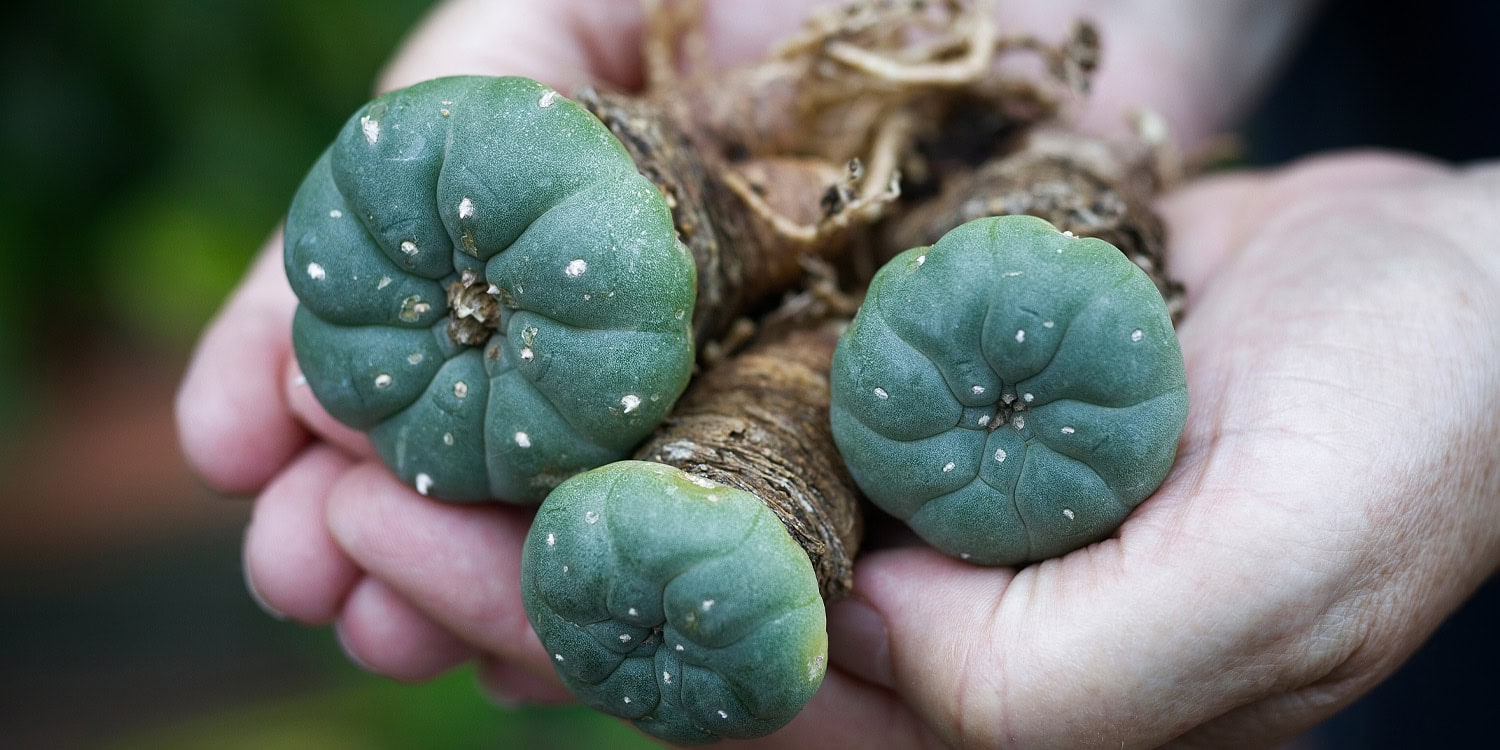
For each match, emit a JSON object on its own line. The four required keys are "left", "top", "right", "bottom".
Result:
{"left": 173, "top": 0, "right": 1337, "bottom": 733}
{"left": 249, "top": 147, "right": 1500, "bottom": 745}
{"left": 811, "top": 154, "right": 1500, "bottom": 748}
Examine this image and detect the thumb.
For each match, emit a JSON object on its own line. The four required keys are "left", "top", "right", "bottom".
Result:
{"left": 374, "top": 0, "right": 828, "bottom": 95}
{"left": 376, "top": 0, "right": 641, "bottom": 93}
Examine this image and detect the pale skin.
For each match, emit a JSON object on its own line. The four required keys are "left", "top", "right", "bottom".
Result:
{"left": 176, "top": 1, "right": 1500, "bottom": 747}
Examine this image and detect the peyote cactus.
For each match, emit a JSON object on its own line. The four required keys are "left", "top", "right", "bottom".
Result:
{"left": 285, "top": 76, "right": 696, "bottom": 503}
{"left": 521, "top": 461, "right": 828, "bottom": 745}
{"left": 830, "top": 215, "right": 1188, "bottom": 565}
{"left": 521, "top": 323, "right": 860, "bottom": 744}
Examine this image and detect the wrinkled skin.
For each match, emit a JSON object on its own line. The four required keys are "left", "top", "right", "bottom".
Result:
{"left": 175, "top": 0, "right": 1500, "bottom": 747}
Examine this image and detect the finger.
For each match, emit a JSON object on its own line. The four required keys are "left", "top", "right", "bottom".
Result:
{"left": 1154, "top": 171, "right": 1261, "bottom": 302}
{"left": 1158, "top": 149, "right": 1448, "bottom": 306}
{"left": 283, "top": 356, "right": 375, "bottom": 459}
{"left": 825, "top": 547, "right": 1029, "bottom": 748}
{"left": 475, "top": 656, "right": 577, "bottom": 707}
{"left": 323, "top": 462, "right": 555, "bottom": 678}
{"left": 243, "top": 444, "right": 361, "bottom": 624}
{"left": 377, "top": 0, "right": 829, "bottom": 95}
{"left": 335, "top": 576, "right": 477, "bottom": 682}
{"left": 1164, "top": 688, "right": 1359, "bottom": 750}
{"left": 177, "top": 237, "right": 307, "bottom": 494}
{"left": 837, "top": 396, "right": 1403, "bottom": 750}
{"left": 726, "top": 671, "right": 937, "bottom": 750}
{"left": 324, "top": 461, "right": 946, "bottom": 745}
{"left": 377, "top": 0, "right": 639, "bottom": 93}
{"left": 833, "top": 481, "right": 1245, "bottom": 748}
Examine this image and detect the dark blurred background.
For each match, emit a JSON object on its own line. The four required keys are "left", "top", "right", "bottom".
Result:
{"left": 0, "top": 0, "right": 1493, "bottom": 747}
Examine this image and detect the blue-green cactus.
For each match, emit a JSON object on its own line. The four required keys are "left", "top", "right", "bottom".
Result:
{"left": 520, "top": 461, "right": 828, "bottom": 745}
{"left": 830, "top": 215, "right": 1187, "bottom": 564}
{"left": 284, "top": 76, "right": 696, "bottom": 503}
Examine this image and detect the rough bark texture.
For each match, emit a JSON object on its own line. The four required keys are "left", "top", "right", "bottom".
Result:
{"left": 579, "top": 90, "right": 879, "bottom": 349}
{"left": 884, "top": 127, "right": 1186, "bottom": 318}
{"left": 634, "top": 321, "right": 862, "bottom": 600}
{"left": 579, "top": 89, "right": 752, "bottom": 345}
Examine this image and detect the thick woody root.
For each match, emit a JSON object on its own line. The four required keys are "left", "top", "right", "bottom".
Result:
{"left": 649, "top": 0, "right": 1099, "bottom": 169}
{"left": 883, "top": 123, "right": 1187, "bottom": 319}
{"left": 601, "top": 0, "right": 1109, "bottom": 350}
{"left": 634, "top": 321, "right": 862, "bottom": 600}
{"left": 578, "top": 90, "right": 897, "bottom": 347}
{"left": 889, "top": 19, "right": 1103, "bottom": 199}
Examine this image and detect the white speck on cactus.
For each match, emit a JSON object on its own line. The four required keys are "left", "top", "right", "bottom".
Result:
{"left": 807, "top": 655, "right": 825, "bottom": 682}
{"left": 360, "top": 115, "right": 380, "bottom": 144}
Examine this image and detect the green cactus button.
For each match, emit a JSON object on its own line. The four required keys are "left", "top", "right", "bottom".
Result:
{"left": 830, "top": 215, "right": 1188, "bottom": 565}
{"left": 520, "top": 461, "right": 827, "bottom": 744}
{"left": 284, "top": 76, "right": 696, "bottom": 503}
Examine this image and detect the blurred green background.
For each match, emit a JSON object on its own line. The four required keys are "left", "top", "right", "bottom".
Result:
{"left": 2, "top": 0, "right": 1495, "bottom": 748}
{"left": 0, "top": 0, "right": 651, "bottom": 747}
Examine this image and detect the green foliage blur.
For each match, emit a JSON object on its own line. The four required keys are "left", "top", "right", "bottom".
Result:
{"left": 0, "top": 2, "right": 658, "bottom": 746}
{"left": 107, "top": 666, "right": 657, "bottom": 750}
{"left": 0, "top": 0, "right": 443, "bottom": 417}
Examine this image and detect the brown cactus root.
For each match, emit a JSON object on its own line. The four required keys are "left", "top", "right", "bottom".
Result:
{"left": 584, "top": 0, "right": 1100, "bottom": 350}
{"left": 634, "top": 320, "right": 861, "bottom": 600}
{"left": 883, "top": 119, "right": 1188, "bottom": 319}
{"left": 578, "top": 90, "right": 895, "bottom": 346}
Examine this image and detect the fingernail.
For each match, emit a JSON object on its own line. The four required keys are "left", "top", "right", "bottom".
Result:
{"left": 478, "top": 681, "right": 526, "bottom": 709}
{"left": 334, "top": 620, "right": 376, "bottom": 674}
{"left": 827, "top": 598, "right": 894, "bottom": 688}
{"left": 242, "top": 526, "right": 286, "bottom": 620}
{"left": 486, "top": 687, "right": 528, "bottom": 708}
